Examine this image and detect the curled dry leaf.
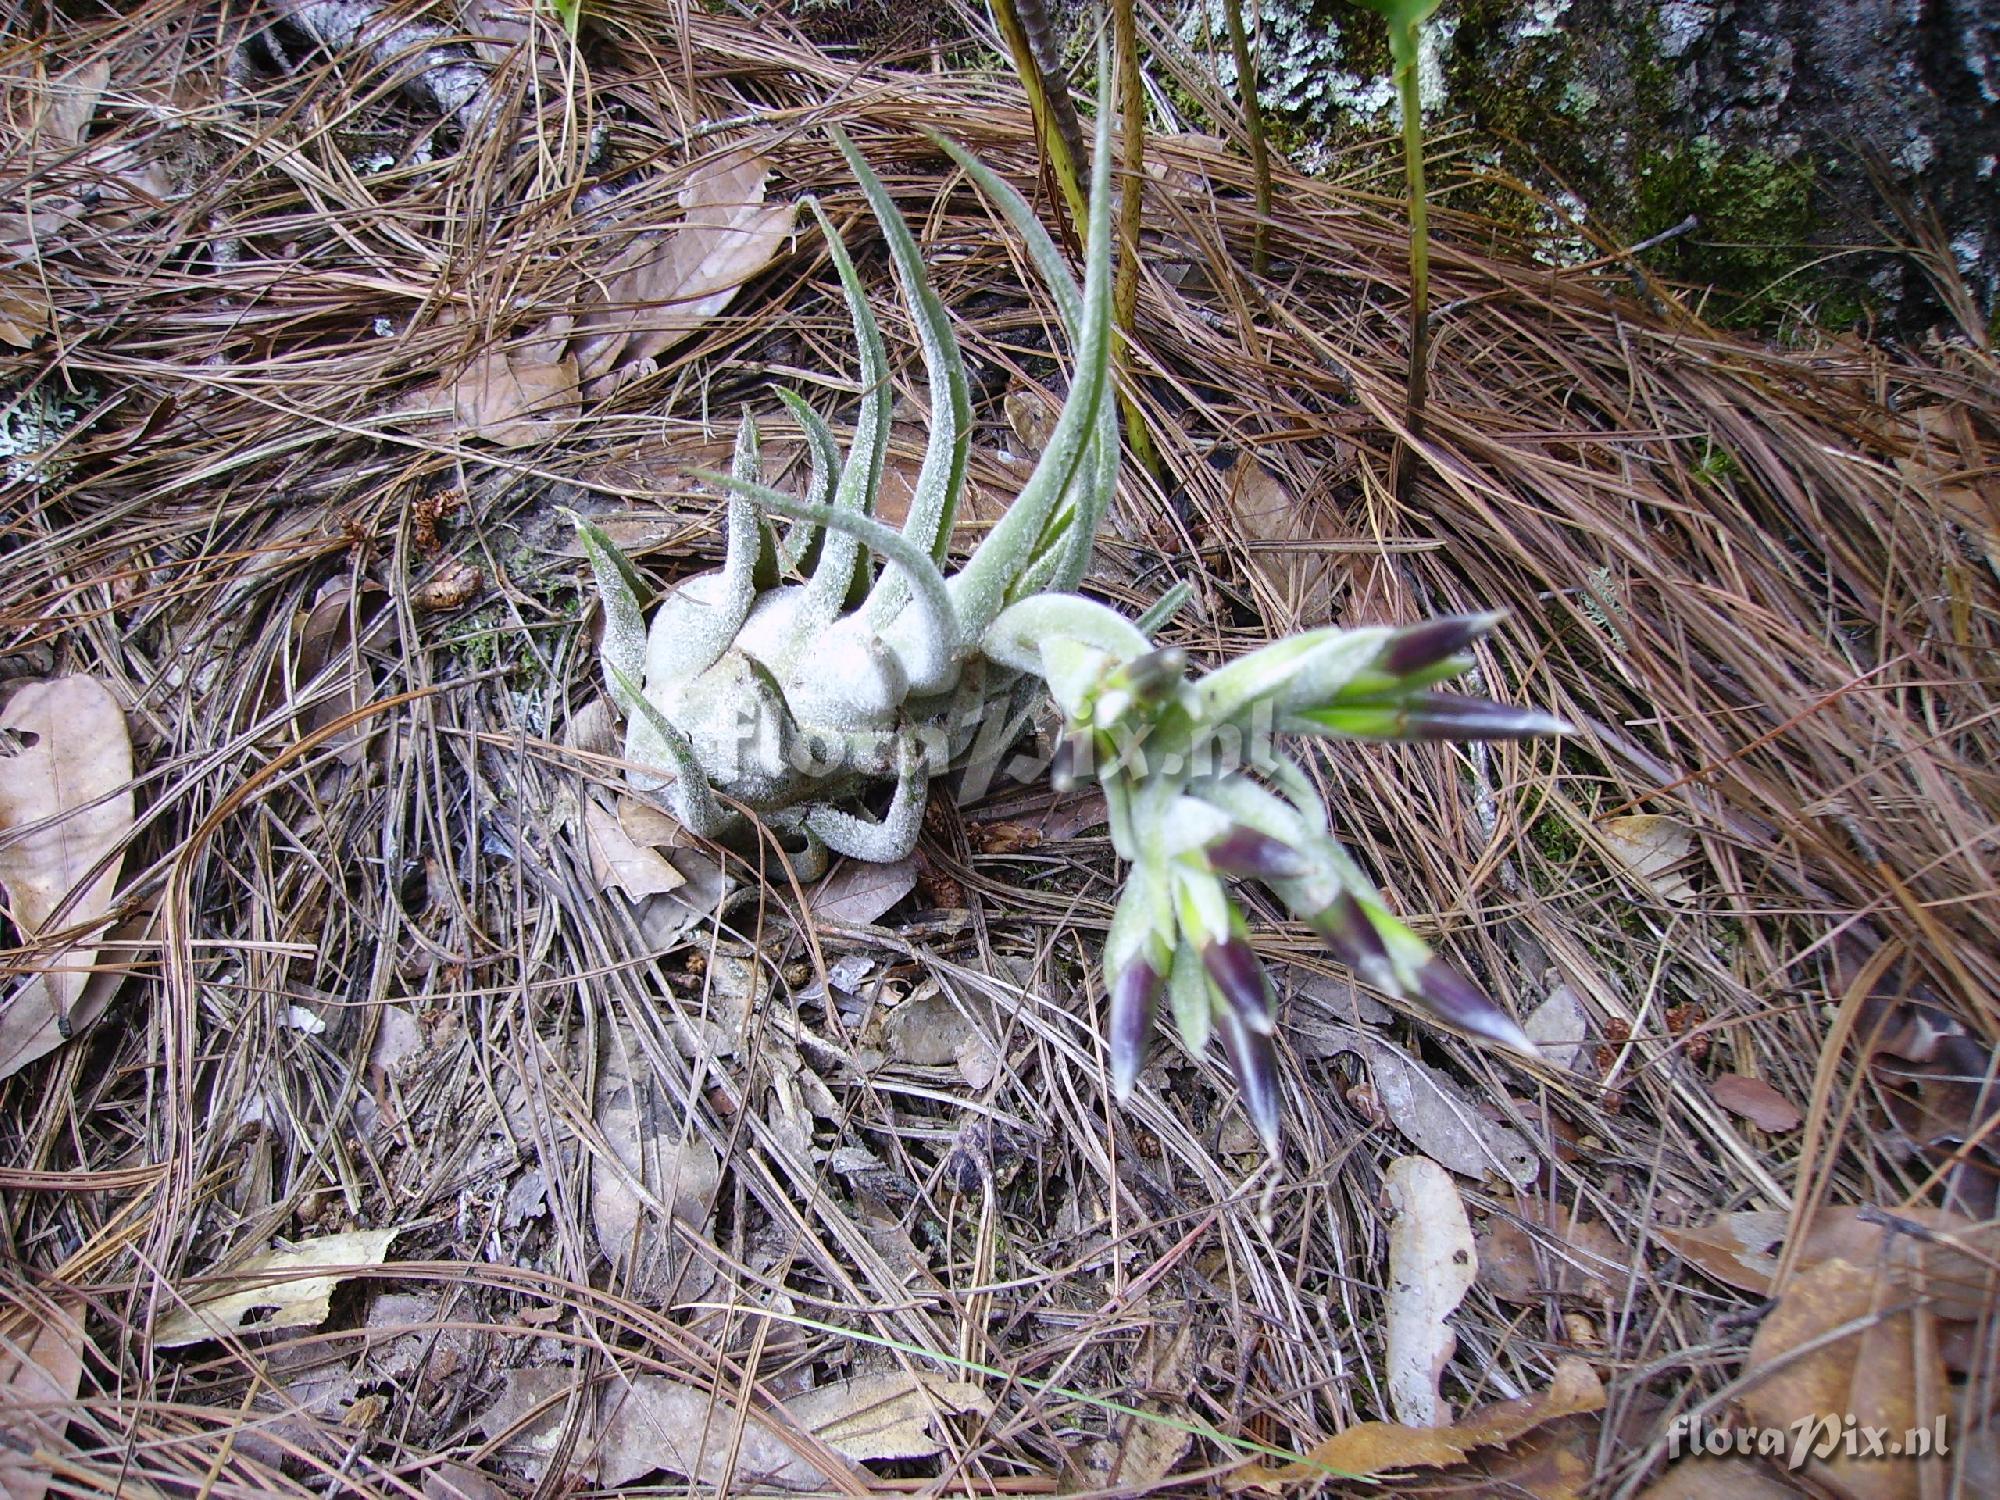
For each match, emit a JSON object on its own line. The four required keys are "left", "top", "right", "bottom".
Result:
{"left": 1710, "top": 1072, "right": 1803, "bottom": 1132}
{"left": 1383, "top": 1155, "right": 1479, "bottom": 1427}
{"left": 575, "top": 145, "right": 798, "bottom": 397}
{"left": 1235, "top": 1356, "right": 1604, "bottom": 1486}
{"left": 411, "top": 559, "right": 483, "bottom": 613}
{"left": 0, "top": 676, "right": 135, "bottom": 1078}
{"left": 154, "top": 1228, "right": 400, "bottom": 1347}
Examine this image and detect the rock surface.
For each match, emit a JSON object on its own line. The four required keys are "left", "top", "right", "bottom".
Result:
{"left": 1179, "top": 0, "right": 1999, "bottom": 331}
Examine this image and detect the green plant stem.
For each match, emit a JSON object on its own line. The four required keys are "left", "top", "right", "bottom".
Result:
{"left": 1389, "top": 19, "right": 1430, "bottom": 501}
{"left": 988, "top": 0, "right": 1088, "bottom": 234}
{"left": 1221, "top": 0, "right": 1270, "bottom": 276}
{"left": 1110, "top": 0, "right": 1161, "bottom": 479}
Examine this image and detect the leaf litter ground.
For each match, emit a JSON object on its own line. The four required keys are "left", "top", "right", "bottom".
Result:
{"left": 1, "top": 4, "right": 1997, "bottom": 1495}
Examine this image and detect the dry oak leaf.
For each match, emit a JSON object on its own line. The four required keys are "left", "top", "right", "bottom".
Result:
{"left": 1710, "top": 1072, "right": 1803, "bottom": 1132}
{"left": 1739, "top": 1255, "right": 1949, "bottom": 1500}
{"left": 1235, "top": 1356, "right": 1605, "bottom": 1486}
{"left": 155, "top": 1228, "right": 400, "bottom": 1347}
{"left": 575, "top": 144, "right": 797, "bottom": 397}
{"left": 1383, "top": 1155, "right": 1478, "bottom": 1427}
{"left": 0, "top": 676, "right": 135, "bottom": 1079}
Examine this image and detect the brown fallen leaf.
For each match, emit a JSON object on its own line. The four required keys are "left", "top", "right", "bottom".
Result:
{"left": 1596, "top": 814, "right": 1697, "bottom": 905}
{"left": 1383, "top": 1155, "right": 1477, "bottom": 1427}
{"left": 1895, "top": 402, "right": 1999, "bottom": 570}
{"left": 1739, "top": 1255, "right": 1949, "bottom": 1500}
{"left": 0, "top": 676, "right": 135, "bottom": 1078}
{"left": 1522, "top": 983, "right": 1593, "bottom": 1074}
{"left": 1710, "top": 1072, "right": 1803, "bottom": 1132}
{"left": 787, "top": 1371, "right": 991, "bottom": 1463}
{"left": 1660, "top": 1203, "right": 2000, "bottom": 1320}
{"left": 0, "top": 264, "right": 50, "bottom": 347}
{"left": 285, "top": 582, "right": 386, "bottom": 767}
{"left": 1654, "top": 1211, "right": 1790, "bottom": 1294}
{"left": 1468, "top": 1412, "right": 1606, "bottom": 1500}
{"left": 583, "top": 796, "right": 686, "bottom": 902}
{"left": 421, "top": 1460, "right": 510, "bottom": 1500}
{"left": 0, "top": 1294, "right": 86, "bottom": 1500}
{"left": 485, "top": 1367, "right": 985, "bottom": 1489}
{"left": 1791, "top": 1206, "right": 2000, "bottom": 1324}
{"left": 885, "top": 984, "right": 999, "bottom": 1068}
{"left": 439, "top": 339, "right": 579, "bottom": 448}
{"left": 1236, "top": 1356, "right": 1604, "bottom": 1485}
{"left": 155, "top": 1228, "right": 400, "bottom": 1347}
{"left": 575, "top": 145, "right": 797, "bottom": 397}
{"left": 589, "top": 1024, "right": 720, "bottom": 1302}
{"left": 1479, "top": 1196, "right": 1630, "bottom": 1306}
{"left": 1334, "top": 1031, "right": 1538, "bottom": 1186}
{"left": 809, "top": 856, "right": 916, "bottom": 926}
{"left": 1004, "top": 382, "right": 1060, "bottom": 454}
{"left": 1225, "top": 449, "right": 1335, "bottom": 623}
{"left": 1638, "top": 1455, "right": 1807, "bottom": 1499}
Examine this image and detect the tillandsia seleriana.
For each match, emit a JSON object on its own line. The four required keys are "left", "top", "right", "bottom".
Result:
{"left": 575, "top": 83, "right": 1565, "bottom": 1150}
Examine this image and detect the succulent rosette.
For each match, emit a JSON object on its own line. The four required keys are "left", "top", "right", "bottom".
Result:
{"left": 574, "top": 67, "right": 1564, "bottom": 1151}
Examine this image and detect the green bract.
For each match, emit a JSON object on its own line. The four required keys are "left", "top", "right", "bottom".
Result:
{"left": 578, "top": 79, "right": 1563, "bottom": 1152}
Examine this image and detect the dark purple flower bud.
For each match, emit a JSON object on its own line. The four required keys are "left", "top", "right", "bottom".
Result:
{"left": 1405, "top": 692, "right": 1571, "bottom": 742}
{"left": 1122, "top": 647, "right": 1186, "bottom": 700}
{"left": 1205, "top": 826, "right": 1313, "bottom": 881}
{"left": 1050, "top": 728, "right": 1096, "bottom": 791}
{"left": 1217, "top": 1007, "right": 1282, "bottom": 1155}
{"left": 1108, "top": 957, "right": 1163, "bottom": 1100}
{"left": 1202, "top": 935, "right": 1274, "bottom": 1034}
{"left": 1380, "top": 612, "right": 1505, "bottom": 677}
{"left": 1416, "top": 959, "right": 1538, "bottom": 1057}
{"left": 1309, "top": 892, "right": 1396, "bottom": 993}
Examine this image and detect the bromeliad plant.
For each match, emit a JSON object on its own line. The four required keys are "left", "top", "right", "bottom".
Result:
{"left": 576, "top": 87, "right": 1562, "bottom": 1151}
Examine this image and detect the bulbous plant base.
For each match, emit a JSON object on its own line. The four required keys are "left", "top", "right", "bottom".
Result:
{"left": 577, "top": 70, "right": 1561, "bottom": 1153}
